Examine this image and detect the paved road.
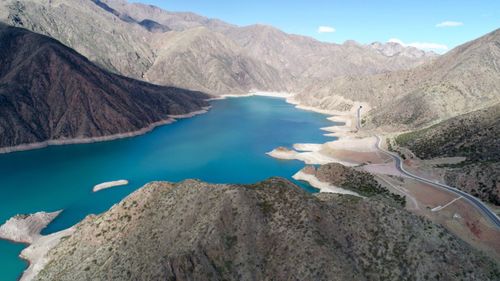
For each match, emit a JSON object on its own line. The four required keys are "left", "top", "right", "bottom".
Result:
{"left": 375, "top": 136, "right": 500, "bottom": 229}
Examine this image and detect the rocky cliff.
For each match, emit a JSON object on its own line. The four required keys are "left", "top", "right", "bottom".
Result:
{"left": 33, "top": 178, "right": 499, "bottom": 280}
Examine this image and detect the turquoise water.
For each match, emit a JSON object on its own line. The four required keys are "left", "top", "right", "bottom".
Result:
{"left": 0, "top": 96, "right": 335, "bottom": 280}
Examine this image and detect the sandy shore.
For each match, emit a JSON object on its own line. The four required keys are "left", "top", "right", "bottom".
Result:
{"left": 20, "top": 227, "right": 75, "bottom": 281}
{"left": 168, "top": 106, "right": 212, "bottom": 118}
{"left": 93, "top": 180, "right": 129, "bottom": 192}
{"left": 233, "top": 91, "right": 381, "bottom": 167}
{"left": 293, "top": 170, "right": 361, "bottom": 196}
{"left": 266, "top": 99, "right": 379, "bottom": 167}
{"left": 0, "top": 106, "right": 211, "bottom": 154}
{"left": 267, "top": 145, "right": 358, "bottom": 166}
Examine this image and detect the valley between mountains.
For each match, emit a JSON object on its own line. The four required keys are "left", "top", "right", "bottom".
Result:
{"left": 0, "top": 0, "right": 499, "bottom": 280}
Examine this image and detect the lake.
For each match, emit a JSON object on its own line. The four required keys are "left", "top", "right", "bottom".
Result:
{"left": 0, "top": 96, "right": 336, "bottom": 280}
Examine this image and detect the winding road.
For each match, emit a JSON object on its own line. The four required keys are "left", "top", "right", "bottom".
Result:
{"left": 375, "top": 136, "right": 500, "bottom": 229}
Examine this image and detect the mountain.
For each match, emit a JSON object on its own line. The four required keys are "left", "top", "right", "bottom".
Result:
{"left": 31, "top": 178, "right": 499, "bottom": 280}
{"left": 0, "top": 0, "right": 436, "bottom": 96}
{"left": 222, "top": 24, "right": 435, "bottom": 82}
{"left": 103, "top": 0, "right": 436, "bottom": 80}
{"left": 91, "top": 0, "right": 171, "bottom": 33}
{"left": 1, "top": 0, "right": 157, "bottom": 79}
{"left": 144, "top": 26, "right": 289, "bottom": 95}
{"left": 294, "top": 28, "right": 500, "bottom": 130}
{"left": 96, "top": 0, "right": 235, "bottom": 32}
{"left": 369, "top": 41, "right": 436, "bottom": 58}
{"left": 395, "top": 103, "right": 500, "bottom": 205}
{"left": 0, "top": 24, "right": 209, "bottom": 150}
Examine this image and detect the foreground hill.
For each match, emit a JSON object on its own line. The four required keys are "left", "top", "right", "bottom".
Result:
{"left": 294, "top": 28, "right": 500, "bottom": 130}
{"left": 395, "top": 104, "right": 500, "bottom": 205}
{"left": 32, "top": 178, "right": 499, "bottom": 280}
{"left": 0, "top": 24, "right": 209, "bottom": 150}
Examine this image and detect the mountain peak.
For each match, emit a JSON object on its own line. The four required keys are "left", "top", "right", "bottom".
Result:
{"left": 368, "top": 41, "right": 436, "bottom": 58}
{"left": 343, "top": 39, "right": 360, "bottom": 46}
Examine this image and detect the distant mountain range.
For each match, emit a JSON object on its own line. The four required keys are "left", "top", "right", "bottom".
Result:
{"left": 294, "top": 28, "right": 500, "bottom": 130}
{"left": 0, "top": 23, "right": 208, "bottom": 150}
{"left": 4, "top": 0, "right": 497, "bottom": 132}
{"left": 0, "top": 0, "right": 436, "bottom": 97}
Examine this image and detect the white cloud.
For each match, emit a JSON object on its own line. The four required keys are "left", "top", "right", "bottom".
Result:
{"left": 317, "top": 26, "right": 336, "bottom": 33}
{"left": 388, "top": 38, "right": 448, "bottom": 52}
{"left": 436, "top": 21, "right": 463, "bottom": 27}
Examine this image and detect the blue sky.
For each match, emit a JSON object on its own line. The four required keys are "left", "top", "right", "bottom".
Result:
{"left": 134, "top": 0, "right": 499, "bottom": 53}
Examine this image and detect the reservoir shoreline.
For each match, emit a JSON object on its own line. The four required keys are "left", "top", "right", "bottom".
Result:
{"left": 0, "top": 90, "right": 365, "bottom": 156}
{"left": 0, "top": 107, "right": 211, "bottom": 155}
{"left": 0, "top": 96, "right": 338, "bottom": 280}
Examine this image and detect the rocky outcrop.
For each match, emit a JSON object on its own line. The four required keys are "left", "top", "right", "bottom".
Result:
{"left": 0, "top": 210, "right": 73, "bottom": 281}
{"left": 0, "top": 211, "right": 61, "bottom": 244}
{"left": 369, "top": 41, "right": 437, "bottom": 59}
{"left": 0, "top": 24, "right": 209, "bottom": 149}
{"left": 32, "top": 179, "right": 499, "bottom": 280}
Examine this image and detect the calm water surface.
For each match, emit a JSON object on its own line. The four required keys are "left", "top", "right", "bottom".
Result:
{"left": 0, "top": 96, "right": 336, "bottom": 279}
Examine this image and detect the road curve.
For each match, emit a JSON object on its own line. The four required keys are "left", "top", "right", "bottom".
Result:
{"left": 375, "top": 136, "right": 500, "bottom": 229}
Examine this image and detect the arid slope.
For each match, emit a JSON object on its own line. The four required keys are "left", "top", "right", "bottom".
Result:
{"left": 294, "top": 29, "right": 500, "bottom": 130}
{"left": 0, "top": 0, "right": 435, "bottom": 96}
{"left": 0, "top": 24, "right": 208, "bottom": 149}
{"left": 33, "top": 179, "right": 499, "bottom": 281}
{"left": 395, "top": 104, "right": 500, "bottom": 205}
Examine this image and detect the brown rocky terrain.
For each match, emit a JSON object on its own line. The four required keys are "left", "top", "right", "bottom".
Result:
{"left": 144, "top": 26, "right": 290, "bottom": 96}
{"left": 1, "top": 0, "right": 157, "bottom": 79}
{"left": 395, "top": 104, "right": 500, "bottom": 206}
{"left": 0, "top": 24, "right": 209, "bottom": 149}
{"left": 294, "top": 28, "right": 500, "bottom": 130}
{"left": 32, "top": 178, "right": 499, "bottom": 280}
{"left": 1, "top": 1, "right": 494, "bottom": 134}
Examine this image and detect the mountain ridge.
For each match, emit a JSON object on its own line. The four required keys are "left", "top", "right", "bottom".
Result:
{"left": 0, "top": 24, "right": 209, "bottom": 149}
{"left": 0, "top": 0, "right": 437, "bottom": 97}
{"left": 293, "top": 28, "right": 500, "bottom": 130}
